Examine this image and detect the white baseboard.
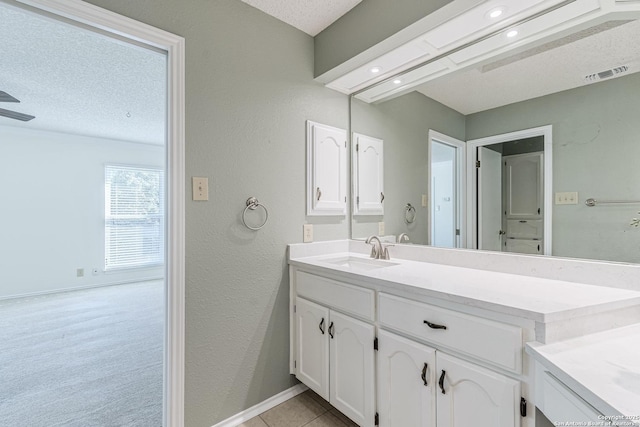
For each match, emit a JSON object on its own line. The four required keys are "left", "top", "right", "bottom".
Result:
{"left": 212, "top": 383, "right": 308, "bottom": 427}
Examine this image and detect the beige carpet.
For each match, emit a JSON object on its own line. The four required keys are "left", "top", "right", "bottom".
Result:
{"left": 0, "top": 281, "right": 164, "bottom": 427}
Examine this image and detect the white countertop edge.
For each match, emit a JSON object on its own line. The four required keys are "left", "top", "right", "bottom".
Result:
{"left": 289, "top": 253, "right": 640, "bottom": 324}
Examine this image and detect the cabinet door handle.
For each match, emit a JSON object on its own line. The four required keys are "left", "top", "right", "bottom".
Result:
{"left": 319, "top": 318, "right": 325, "bottom": 335}
{"left": 439, "top": 370, "right": 446, "bottom": 394}
{"left": 316, "top": 187, "right": 322, "bottom": 201}
{"left": 421, "top": 363, "right": 428, "bottom": 386}
{"left": 380, "top": 192, "right": 385, "bottom": 203}
{"left": 424, "top": 320, "right": 447, "bottom": 330}
{"left": 328, "top": 321, "right": 334, "bottom": 339}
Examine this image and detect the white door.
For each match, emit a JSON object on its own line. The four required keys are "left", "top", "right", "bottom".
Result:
{"left": 504, "top": 153, "right": 543, "bottom": 219}
{"left": 306, "top": 121, "right": 348, "bottom": 216}
{"left": 436, "top": 353, "right": 521, "bottom": 427}
{"left": 295, "top": 297, "right": 330, "bottom": 399}
{"left": 430, "top": 142, "right": 457, "bottom": 248}
{"left": 329, "top": 310, "right": 376, "bottom": 427}
{"left": 353, "top": 133, "right": 384, "bottom": 215}
{"left": 377, "top": 330, "right": 436, "bottom": 427}
{"left": 478, "top": 147, "right": 503, "bottom": 251}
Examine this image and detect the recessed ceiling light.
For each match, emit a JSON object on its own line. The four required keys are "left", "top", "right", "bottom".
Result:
{"left": 370, "top": 66, "right": 382, "bottom": 74}
{"left": 506, "top": 29, "right": 519, "bottom": 38}
{"left": 393, "top": 79, "right": 402, "bottom": 84}
{"left": 486, "top": 7, "right": 506, "bottom": 19}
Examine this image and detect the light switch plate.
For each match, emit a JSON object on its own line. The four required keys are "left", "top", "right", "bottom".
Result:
{"left": 303, "top": 224, "right": 313, "bottom": 243}
{"left": 555, "top": 191, "right": 578, "bottom": 205}
{"left": 378, "top": 222, "right": 385, "bottom": 235}
{"left": 192, "top": 177, "right": 209, "bottom": 201}
{"left": 422, "top": 194, "right": 428, "bottom": 207}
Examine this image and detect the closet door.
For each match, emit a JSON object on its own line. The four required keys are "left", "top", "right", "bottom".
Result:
{"left": 353, "top": 133, "right": 384, "bottom": 215}
{"left": 504, "top": 153, "right": 543, "bottom": 219}
{"left": 306, "top": 121, "right": 347, "bottom": 216}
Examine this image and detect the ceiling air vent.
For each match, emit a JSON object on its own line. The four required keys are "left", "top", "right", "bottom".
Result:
{"left": 584, "top": 65, "right": 629, "bottom": 82}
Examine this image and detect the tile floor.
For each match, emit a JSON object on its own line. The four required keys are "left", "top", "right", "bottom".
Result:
{"left": 239, "top": 390, "right": 359, "bottom": 427}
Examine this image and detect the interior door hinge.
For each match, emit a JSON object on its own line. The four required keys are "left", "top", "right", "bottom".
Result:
{"left": 520, "top": 397, "right": 527, "bottom": 417}
{"left": 374, "top": 337, "right": 378, "bottom": 351}
{"left": 476, "top": 160, "right": 481, "bottom": 168}
{"left": 293, "top": 304, "right": 296, "bottom": 313}
{"left": 455, "top": 229, "right": 460, "bottom": 236}
{"left": 294, "top": 360, "right": 296, "bottom": 368}
{"left": 375, "top": 412, "right": 379, "bottom": 426}
{"left": 356, "top": 143, "right": 359, "bottom": 152}
{"left": 357, "top": 196, "right": 360, "bottom": 205}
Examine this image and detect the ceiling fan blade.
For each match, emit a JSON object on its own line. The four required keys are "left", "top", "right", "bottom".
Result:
{"left": 0, "top": 108, "right": 35, "bottom": 121}
{"left": 0, "top": 91, "right": 20, "bottom": 103}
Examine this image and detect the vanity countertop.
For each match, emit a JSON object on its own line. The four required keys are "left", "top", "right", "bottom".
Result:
{"left": 289, "top": 250, "right": 640, "bottom": 324}
{"left": 527, "top": 324, "right": 640, "bottom": 425}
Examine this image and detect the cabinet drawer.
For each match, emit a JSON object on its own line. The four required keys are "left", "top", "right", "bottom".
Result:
{"left": 379, "top": 293, "right": 522, "bottom": 373}
{"left": 506, "top": 238, "right": 543, "bottom": 254}
{"left": 296, "top": 271, "right": 375, "bottom": 321}
{"left": 538, "top": 370, "right": 602, "bottom": 423}
{"left": 506, "top": 219, "right": 542, "bottom": 239}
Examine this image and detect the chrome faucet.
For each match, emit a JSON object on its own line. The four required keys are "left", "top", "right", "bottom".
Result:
{"left": 365, "top": 235, "right": 392, "bottom": 260}
{"left": 398, "top": 233, "right": 410, "bottom": 243}
{"left": 365, "top": 235, "right": 383, "bottom": 259}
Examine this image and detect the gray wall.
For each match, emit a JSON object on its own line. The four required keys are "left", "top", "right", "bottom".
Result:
{"left": 83, "top": 0, "right": 348, "bottom": 425}
{"left": 467, "top": 72, "right": 640, "bottom": 263}
{"left": 314, "top": 0, "right": 452, "bottom": 77}
{"left": 352, "top": 92, "right": 466, "bottom": 244}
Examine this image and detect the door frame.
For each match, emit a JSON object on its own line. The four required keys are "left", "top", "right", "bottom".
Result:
{"left": 428, "top": 130, "right": 466, "bottom": 248}
{"left": 8, "top": 0, "right": 186, "bottom": 425}
{"left": 466, "top": 125, "right": 552, "bottom": 255}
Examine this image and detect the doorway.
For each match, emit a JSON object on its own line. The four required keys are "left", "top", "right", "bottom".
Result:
{"left": 466, "top": 126, "right": 553, "bottom": 255}
{"left": 428, "top": 130, "right": 465, "bottom": 248}
{"left": 0, "top": 0, "right": 184, "bottom": 425}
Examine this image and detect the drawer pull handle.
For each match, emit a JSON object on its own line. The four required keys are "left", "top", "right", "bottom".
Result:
{"left": 319, "top": 318, "right": 325, "bottom": 335}
{"left": 328, "top": 321, "right": 334, "bottom": 339}
{"left": 421, "top": 363, "right": 428, "bottom": 386}
{"left": 439, "top": 370, "right": 446, "bottom": 394}
{"left": 424, "top": 320, "right": 447, "bottom": 330}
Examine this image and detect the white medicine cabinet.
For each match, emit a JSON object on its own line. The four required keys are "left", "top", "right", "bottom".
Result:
{"left": 306, "top": 121, "right": 348, "bottom": 216}
{"left": 353, "top": 133, "right": 384, "bottom": 216}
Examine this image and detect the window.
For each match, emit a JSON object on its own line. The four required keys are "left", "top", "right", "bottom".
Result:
{"left": 105, "top": 165, "right": 164, "bottom": 270}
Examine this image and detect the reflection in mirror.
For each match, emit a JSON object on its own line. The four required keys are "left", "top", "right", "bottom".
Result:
{"left": 350, "top": 18, "right": 640, "bottom": 263}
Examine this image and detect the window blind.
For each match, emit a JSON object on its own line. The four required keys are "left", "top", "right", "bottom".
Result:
{"left": 105, "top": 165, "right": 165, "bottom": 270}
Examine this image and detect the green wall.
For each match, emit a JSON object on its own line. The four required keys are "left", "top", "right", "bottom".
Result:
{"left": 467, "top": 72, "right": 640, "bottom": 263}
{"left": 83, "top": 0, "right": 348, "bottom": 425}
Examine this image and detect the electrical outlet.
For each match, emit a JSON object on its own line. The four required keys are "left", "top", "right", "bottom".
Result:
{"left": 76, "top": 268, "right": 84, "bottom": 278}
{"left": 303, "top": 224, "right": 313, "bottom": 243}
{"left": 378, "top": 222, "right": 385, "bottom": 235}
{"left": 555, "top": 192, "right": 578, "bottom": 205}
{"left": 192, "top": 177, "right": 209, "bottom": 201}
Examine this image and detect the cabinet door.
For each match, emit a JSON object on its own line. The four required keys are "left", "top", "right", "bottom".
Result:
{"left": 504, "top": 153, "right": 543, "bottom": 219}
{"left": 436, "top": 353, "right": 521, "bottom": 427}
{"left": 353, "top": 133, "right": 384, "bottom": 215}
{"left": 295, "top": 297, "right": 330, "bottom": 400}
{"left": 377, "top": 330, "right": 436, "bottom": 427}
{"left": 329, "top": 310, "right": 376, "bottom": 426}
{"left": 306, "top": 121, "right": 347, "bottom": 216}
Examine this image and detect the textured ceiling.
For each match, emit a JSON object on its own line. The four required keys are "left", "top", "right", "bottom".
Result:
{"left": 240, "top": 0, "right": 361, "bottom": 36}
{"left": 417, "top": 19, "right": 640, "bottom": 115}
{"left": 0, "top": 3, "right": 166, "bottom": 145}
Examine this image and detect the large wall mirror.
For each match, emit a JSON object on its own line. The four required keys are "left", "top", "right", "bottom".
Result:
{"left": 349, "top": 1, "right": 640, "bottom": 264}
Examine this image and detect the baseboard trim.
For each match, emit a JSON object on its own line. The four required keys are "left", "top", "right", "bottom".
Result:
{"left": 212, "top": 383, "right": 308, "bottom": 427}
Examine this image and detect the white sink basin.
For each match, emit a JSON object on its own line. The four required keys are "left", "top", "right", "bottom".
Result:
{"left": 323, "top": 255, "right": 399, "bottom": 271}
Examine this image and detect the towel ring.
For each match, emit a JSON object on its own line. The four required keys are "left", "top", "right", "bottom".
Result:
{"left": 405, "top": 203, "right": 416, "bottom": 224}
{"left": 242, "top": 197, "right": 269, "bottom": 230}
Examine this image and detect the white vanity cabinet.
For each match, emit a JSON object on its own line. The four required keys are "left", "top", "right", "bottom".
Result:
{"left": 291, "top": 266, "right": 531, "bottom": 427}
{"left": 293, "top": 272, "right": 376, "bottom": 427}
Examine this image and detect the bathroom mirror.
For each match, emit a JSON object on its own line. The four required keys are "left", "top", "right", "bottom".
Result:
{"left": 350, "top": 16, "right": 640, "bottom": 264}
